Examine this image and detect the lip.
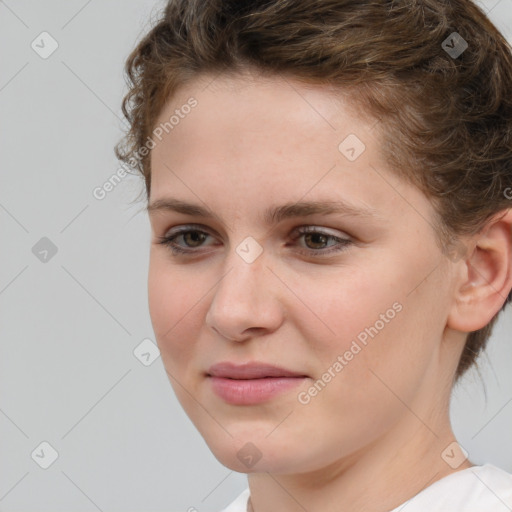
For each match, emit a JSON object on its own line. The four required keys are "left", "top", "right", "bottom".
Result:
{"left": 206, "top": 362, "right": 308, "bottom": 405}
{"left": 207, "top": 361, "right": 308, "bottom": 379}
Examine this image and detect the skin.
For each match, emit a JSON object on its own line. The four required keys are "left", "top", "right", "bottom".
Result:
{"left": 147, "top": 68, "right": 512, "bottom": 512}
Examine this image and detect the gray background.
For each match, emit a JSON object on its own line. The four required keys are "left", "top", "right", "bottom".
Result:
{"left": 0, "top": 1, "right": 511, "bottom": 511}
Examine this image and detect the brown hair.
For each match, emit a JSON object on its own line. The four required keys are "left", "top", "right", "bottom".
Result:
{"left": 115, "top": 0, "right": 512, "bottom": 381}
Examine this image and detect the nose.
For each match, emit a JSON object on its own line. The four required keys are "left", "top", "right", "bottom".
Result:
{"left": 205, "top": 249, "right": 284, "bottom": 342}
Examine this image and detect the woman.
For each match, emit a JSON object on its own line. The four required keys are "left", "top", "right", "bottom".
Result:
{"left": 115, "top": 0, "right": 512, "bottom": 510}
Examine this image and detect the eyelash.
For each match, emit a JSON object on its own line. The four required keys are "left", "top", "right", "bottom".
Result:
{"left": 156, "top": 225, "right": 353, "bottom": 257}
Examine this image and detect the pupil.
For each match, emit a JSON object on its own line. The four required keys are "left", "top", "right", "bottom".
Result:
{"left": 307, "top": 233, "right": 326, "bottom": 249}
{"left": 185, "top": 231, "right": 205, "bottom": 247}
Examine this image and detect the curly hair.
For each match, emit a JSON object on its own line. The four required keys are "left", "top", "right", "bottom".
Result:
{"left": 115, "top": 0, "right": 512, "bottom": 382}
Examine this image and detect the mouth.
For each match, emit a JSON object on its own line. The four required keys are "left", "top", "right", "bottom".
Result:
{"left": 207, "top": 361, "right": 308, "bottom": 379}
{"left": 206, "top": 361, "right": 309, "bottom": 405}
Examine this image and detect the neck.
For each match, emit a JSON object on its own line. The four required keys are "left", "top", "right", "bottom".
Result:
{"left": 246, "top": 410, "right": 473, "bottom": 512}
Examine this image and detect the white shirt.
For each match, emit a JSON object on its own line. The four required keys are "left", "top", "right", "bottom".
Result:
{"left": 220, "top": 464, "right": 512, "bottom": 512}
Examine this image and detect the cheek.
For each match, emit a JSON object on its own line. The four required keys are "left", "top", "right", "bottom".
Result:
{"left": 291, "top": 248, "right": 442, "bottom": 389}
{"left": 284, "top": 267, "right": 439, "bottom": 463}
{"left": 147, "top": 253, "right": 203, "bottom": 368}
{"left": 284, "top": 259, "right": 403, "bottom": 362}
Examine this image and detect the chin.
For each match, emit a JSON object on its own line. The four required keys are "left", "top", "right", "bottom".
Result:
{"left": 201, "top": 431, "right": 307, "bottom": 474}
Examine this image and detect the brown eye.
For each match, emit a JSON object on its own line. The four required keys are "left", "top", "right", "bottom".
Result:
{"left": 292, "top": 226, "right": 353, "bottom": 257}
{"left": 303, "top": 232, "right": 330, "bottom": 250}
{"left": 157, "top": 224, "right": 353, "bottom": 258}
{"left": 181, "top": 231, "right": 208, "bottom": 248}
{"left": 157, "top": 226, "right": 216, "bottom": 255}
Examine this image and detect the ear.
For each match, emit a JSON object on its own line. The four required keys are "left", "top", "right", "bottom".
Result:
{"left": 447, "top": 208, "right": 512, "bottom": 333}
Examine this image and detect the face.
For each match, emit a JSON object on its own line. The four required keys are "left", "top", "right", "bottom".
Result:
{"left": 147, "top": 70, "right": 458, "bottom": 475}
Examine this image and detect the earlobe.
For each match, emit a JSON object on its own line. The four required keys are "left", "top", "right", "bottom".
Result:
{"left": 447, "top": 208, "right": 512, "bottom": 333}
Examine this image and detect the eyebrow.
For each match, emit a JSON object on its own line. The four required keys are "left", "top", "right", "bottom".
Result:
{"left": 147, "top": 197, "right": 380, "bottom": 225}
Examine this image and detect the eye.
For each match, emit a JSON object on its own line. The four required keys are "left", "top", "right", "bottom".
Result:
{"left": 291, "top": 226, "right": 353, "bottom": 256}
{"left": 156, "top": 225, "right": 217, "bottom": 256}
{"left": 156, "top": 225, "right": 353, "bottom": 257}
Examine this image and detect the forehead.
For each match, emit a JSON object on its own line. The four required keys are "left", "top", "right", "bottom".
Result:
{"left": 148, "top": 72, "right": 430, "bottom": 226}
{"left": 153, "top": 70, "right": 370, "bottom": 147}
{"left": 151, "top": 72, "right": 375, "bottom": 177}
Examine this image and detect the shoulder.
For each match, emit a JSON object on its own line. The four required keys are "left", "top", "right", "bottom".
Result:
{"left": 217, "top": 466, "right": 512, "bottom": 512}
{"left": 218, "top": 489, "right": 250, "bottom": 512}
{"left": 389, "top": 464, "right": 512, "bottom": 511}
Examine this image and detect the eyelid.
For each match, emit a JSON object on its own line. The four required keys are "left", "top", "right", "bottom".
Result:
{"left": 163, "top": 223, "right": 219, "bottom": 240}
{"left": 292, "top": 224, "right": 351, "bottom": 238}
{"left": 160, "top": 224, "right": 351, "bottom": 244}
{"left": 162, "top": 223, "right": 350, "bottom": 239}
{"left": 158, "top": 223, "right": 354, "bottom": 257}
